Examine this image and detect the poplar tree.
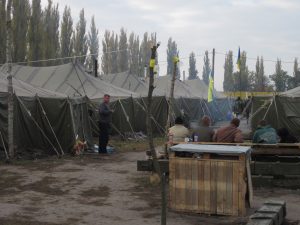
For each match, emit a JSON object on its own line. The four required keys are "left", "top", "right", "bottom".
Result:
{"left": 233, "top": 51, "right": 249, "bottom": 91}
{"left": 42, "top": 0, "right": 60, "bottom": 66}
{"left": 270, "top": 59, "right": 290, "bottom": 92}
{"left": 223, "top": 51, "right": 234, "bottom": 91}
{"left": 202, "top": 50, "right": 210, "bottom": 85}
{"left": 60, "top": 6, "right": 73, "bottom": 63}
{"left": 87, "top": 15, "right": 99, "bottom": 71}
{"left": 139, "top": 32, "right": 150, "bottom": 77}
{"left": 111, "top": 33, "right": 118, "bottom": 73}
{"left": 166, "top": 37, "right": 180, "bottom": 78}
{"left": 117, "top": 27, "right": 128, "bottom": 72}
{"left": 188, "top": 52, "right": 198, "bottom": 80}
{"left": 101, "top": 30, "right": 111, "bottom": 74}
{"left": 12, "top": 0, "right": 30, "bottom": 62}
{"left": 0, "top": 0, "right": 6, "bottom": 64}
{"left": 73, "top": 8, "right": 88, "bottom": 65}
{"left": 293, "top": 58, "right": 300, "bottom": 87}
{"left": 128, "top": 32, "right": 140, "bottom": 76}
{"left": 28, "top": 0, "right": 43, "bottom": 65}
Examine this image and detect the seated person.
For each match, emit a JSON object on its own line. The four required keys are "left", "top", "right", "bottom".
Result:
{"left": 252, "top": 120, "right": 278, "bottom": 144}
{"left": 277, "top": 128, "right": 298, "bottom": 143}
{"left": 168, "top": 117, "right": 189, "bottom": 143}
{"left": 213, "top": 118, "right": 243, "bottom": 143}
{"left": 192, "top": 115, "right": 214, "bottom": 142}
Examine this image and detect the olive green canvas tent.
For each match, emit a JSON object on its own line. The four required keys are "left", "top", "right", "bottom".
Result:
{"left": 0, "top": 70, "right": 93, "bottom": 158}
{"left": 250, "top": 87, "right": 300, "bottom": 140}
{"left": 0, "top": 62, "right": 136, "bottom": 101}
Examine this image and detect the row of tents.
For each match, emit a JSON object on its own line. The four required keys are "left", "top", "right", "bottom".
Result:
{"left": 0, "top": 62, "right": 231, "bottom": 157}
{"left": 4, "top": 61, "right": 291, "bottom": 158}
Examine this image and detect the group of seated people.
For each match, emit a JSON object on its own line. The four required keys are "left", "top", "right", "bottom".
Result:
{"left": 168, "top": 116, "right": 298, "bottom": 144}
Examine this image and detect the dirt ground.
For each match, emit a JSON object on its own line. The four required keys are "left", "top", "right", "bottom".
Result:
{"left": 0, "top": 150, "right": 299, "bottom": 225}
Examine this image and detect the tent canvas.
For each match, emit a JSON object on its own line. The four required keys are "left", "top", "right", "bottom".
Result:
{"left": 0, "top": 69, "right": 93, "bottom": 157}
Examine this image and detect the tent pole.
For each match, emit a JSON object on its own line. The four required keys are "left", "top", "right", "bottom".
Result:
{"left": 37, "top": 96, "right": 64, "bottom": 155}
{"left": 6, "top": 0, "right": 14, "bottom": 158}
{"left": 16, "top": 96, "right": 60, "bottom": 156}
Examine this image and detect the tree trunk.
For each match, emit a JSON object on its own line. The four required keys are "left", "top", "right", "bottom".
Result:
{"left": 6, "top": 0, "right": 13, "bottom": 158}
{"left": 165, "top": 58, "right": 178, "bottom": 135}
{"left": 146, "top": 44, "right": 161, "bottom": 175}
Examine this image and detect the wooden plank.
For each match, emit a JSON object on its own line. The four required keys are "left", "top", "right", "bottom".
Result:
{"left": 198, "top": 160, "right": 204, "bottom": 213}
{"left": 203, "top": 160, "right": 211, "bottom": 213}
{"left": 176, "top": 158, "right": 186, "bottom": 211}
{"left": 252, "top": 148, "right": 300, "bottom": 156}
{"left": 238, "top": 161, "right": 247, "bottom": 216}
{"left": 252, "top": 162, "right": 300, "bottom": 176}
{"left": 169, "top": 155, "right": 176, "bottom": 209}
{"left": 246, "top": 158, "right": 254, "bottom": 208}
{"left": 174, "top": 158, "right": 182, "bottom": 210}
{"left": 185, "top": 159, "right": 192, "bottom": 211}
{"left": 232, "top": 162, "right": 239, "bottom": 216}
{"left": 191, "top": 158, "right": 199, "bottom": 212}
{"left": 171, "top": 141, "right": 300, "bottom": 148}
{"left": 224, "top": 162, "right": 233, "bottom": 215}
{"left": 203, "top": 153, "right": 210, "bottom": 159}
{"left": 246, "top": 219, "right": 274, "bottom": 225}
{"left": 137, "top": 159, "right": 169, "bottom": 172}
{"left": 216, "top": 161, "right": 226, "bottom": 214}
{"left": 210, "top": 161, "right": 218, "bottom": 214}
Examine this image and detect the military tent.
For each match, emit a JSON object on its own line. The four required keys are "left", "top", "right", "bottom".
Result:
{"left": 0, "top": 70, "right": 93, "bottom": 158}
{"left": 0, "top": 62, "right": 136, "bottom": 101}
{"left": 250, "top": 87, "right": 300, "bottom": 140}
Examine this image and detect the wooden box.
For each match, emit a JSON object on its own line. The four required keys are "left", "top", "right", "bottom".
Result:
{"left": 169, "top": 144, "right": 251, "bottom": 216}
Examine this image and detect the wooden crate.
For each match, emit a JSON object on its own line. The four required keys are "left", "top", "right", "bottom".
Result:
{"left": 169, "top": 152, "right": 247, "bottom": 216}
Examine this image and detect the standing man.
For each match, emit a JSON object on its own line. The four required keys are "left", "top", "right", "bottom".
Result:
{"left": 99, "top": 94, "right": 113, "bottom": 154}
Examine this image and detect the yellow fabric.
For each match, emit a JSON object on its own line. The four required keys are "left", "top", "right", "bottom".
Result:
{"left": 208, "top": 76, "right": 214, "bottom": 103}
{"left": 149, "top": 59, "right": 155, "bottom": 68}
{"left": 173, "top": 56, "right": 179, "bottom": 64}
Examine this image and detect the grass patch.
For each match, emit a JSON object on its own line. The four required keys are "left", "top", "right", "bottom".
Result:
{"left": 109, "top": 137, "right": 165, "bottom": 153}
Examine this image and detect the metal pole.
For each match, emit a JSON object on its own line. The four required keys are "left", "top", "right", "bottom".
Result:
{"left": 212, "top": 48, "right": 215, "bottom": 80}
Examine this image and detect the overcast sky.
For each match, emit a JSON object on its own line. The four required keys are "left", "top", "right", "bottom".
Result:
{"left": 42, "top": 0, "right": 300, "bottom": 91}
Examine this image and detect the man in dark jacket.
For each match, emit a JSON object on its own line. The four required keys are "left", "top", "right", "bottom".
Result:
{"left": 99, "top": 94, "right": 113, "bottom": 153}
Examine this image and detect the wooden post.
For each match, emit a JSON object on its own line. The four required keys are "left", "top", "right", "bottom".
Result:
{"left": 146, "top": 43, "right": 168, "bottom": 225}
{"left": 146, "top": 43, "right": 161, "bottom": 175}
{"left": 6, "top": 0, "right": 14, "bottom": 158}
{"left": 161, "top": 172, "right": 167, "bottom": 225}
{"left": 165, "top": 56, "right": 179, "bottom": 135}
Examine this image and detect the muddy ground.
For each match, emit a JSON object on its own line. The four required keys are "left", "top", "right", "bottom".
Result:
{"left": 0, "top": 150, "right": 299, "bottom": 225}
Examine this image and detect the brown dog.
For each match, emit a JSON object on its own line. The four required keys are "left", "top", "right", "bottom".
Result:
{"left": 73, "top": 139, "right": 87, "bottom": 155}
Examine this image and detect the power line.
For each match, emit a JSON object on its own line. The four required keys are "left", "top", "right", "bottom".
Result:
{"left": 0, "top": 48, "right": 297, "bottom": 68}
{"left": 215, "top": 51, "right": 295, "bottom": 64}
{"left": 0, "top": 48, "right": 129, "bottom": 66}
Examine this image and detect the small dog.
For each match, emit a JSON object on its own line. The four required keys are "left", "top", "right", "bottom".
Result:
{"left": 73, "top": 137, "right": 87, "bottom": 155}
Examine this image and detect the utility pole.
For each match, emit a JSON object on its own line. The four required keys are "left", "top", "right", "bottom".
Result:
{"left": 6, "top": 0, "right": 14, "bottom": 158}
{"left": 212, "top": 48, "right": 215, "bottom": 81}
